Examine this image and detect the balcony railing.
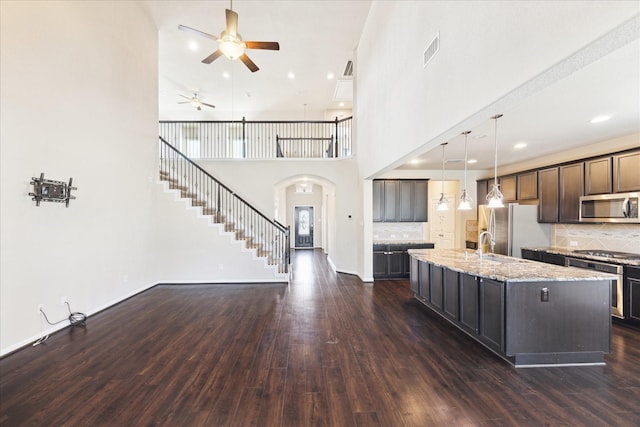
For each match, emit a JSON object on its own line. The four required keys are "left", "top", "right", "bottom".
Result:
{"left": 159, "top": 116, "right": 352, "bottom": 160}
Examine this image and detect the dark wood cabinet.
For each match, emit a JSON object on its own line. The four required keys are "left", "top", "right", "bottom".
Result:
{"left": 460, "top": 274, "right": 479, "bottom": 333}
{"left": 585, "top": 157, "right": 612, "bottom": 195}
{"left": 541, "top": 252, "right": 566, "bottom": 266}
{"left": 443, "top": 269, "right": 459, "bottom": 321}
{"left": 413, "top": 181, "right": 429, "bottom": 222}
{"left": 430, "top": 265, "right": 444, "bottom": 310}
{"left": 410, "top": 257, "right": 420, "bottom": 294}
{"left": 372, "top": 180, "right": 383, "bottom": 222}
{"left": 517, "top": 171, "right": 538, "bottom": 200}
{"left": 419, "top": 261, "right": 430, "bottom": 301}
{"left": 477, "top": 180, "right": 489, "bottom": 205}
{"left": 373, "top": 179, "right": 428, "bottom": 222}
{"left": 383, "top": 180, "right": 399, "bottom": 221}
{"left": 521, "top": 248, "right": 542, "bottom": 261}
{"left": 479, "top": 278, "right": 505, "bottom": 352}
{"left": 625, "top": 266, "right": 640, "bottom": 327}
{"left": 614, "top": 150, "right": 640, "bottom": 192}
{"left": 559, "top": 162, "right": 584, "bottom": 223}
{"left": 499, "top": 175, "right": 517, "bottom": 202}
{"left": 373, "top": 243, "right": 433, "bottom": 279}
{"left": 538, "top": 167, "right": 559, "bottom": 223}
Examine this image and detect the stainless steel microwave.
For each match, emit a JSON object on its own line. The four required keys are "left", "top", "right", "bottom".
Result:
{"left": 579, "top": 192, "right": 640, "bottom": 223}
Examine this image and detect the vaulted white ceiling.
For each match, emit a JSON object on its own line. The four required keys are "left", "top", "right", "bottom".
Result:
{"left": 147, "top": 1, "right": 639, "bottom": 172}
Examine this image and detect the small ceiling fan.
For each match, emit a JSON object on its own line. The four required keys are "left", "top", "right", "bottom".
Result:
{"left": 178, "top": 1, "right": 280, "bottom": 72}
{"left": 178, "top": 94, "right": 215, "bottom": 111}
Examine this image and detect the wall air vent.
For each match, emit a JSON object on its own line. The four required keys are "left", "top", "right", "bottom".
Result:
{"left": 423, "top": 32, "right": 440, "bottom": 68}
{"left": 343, "top": 60, "right": 353, "bottom": 76}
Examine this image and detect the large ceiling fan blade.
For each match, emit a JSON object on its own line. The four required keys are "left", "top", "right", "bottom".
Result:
{"left": 245, "top": 41, "right": 280, "bottom": 51}
{"left": 226, "top": 9, "right": 238, "bottom": 36}
{"left": 178, "top": 25, "right": 218, "bottom": 42}
{"left": 201, "top": 102, "right": 216, "bottom": 109}
{"left": 179, "top": 94, "right": 192, "bottom": 100}
{"left": 239, "top": 53, "right": 259, "bottom": 72}
{"left": 202, "top": 49, "right": 224, "bottom": 64}
{"left": 178, "top": 101, "right": 191, "bottom": 104}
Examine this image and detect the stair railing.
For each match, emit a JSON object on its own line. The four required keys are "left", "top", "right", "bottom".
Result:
{"left": 159, "top": 116, "right": 352, "bottom": 159}
{"left": 159, "top": 136, "right": 290, "bottom": 274}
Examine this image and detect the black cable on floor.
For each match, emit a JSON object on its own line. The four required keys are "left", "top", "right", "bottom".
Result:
{"left": 39, "top": 301, "right": 87, "bottom": 327}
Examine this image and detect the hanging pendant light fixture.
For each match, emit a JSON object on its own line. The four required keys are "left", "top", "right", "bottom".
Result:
{"left": 437, "top": 142, "right": 449, "bottom": 211}
{"left": 458, "top": 130, "right": 473, "bottom": 210}
{"left": 486, "top": 114, "right": 505, "bottom": 208}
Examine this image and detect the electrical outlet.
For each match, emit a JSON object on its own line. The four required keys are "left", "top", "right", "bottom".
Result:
{"left": 61, "top": 296, "right": 68, "bottom": 305}
{"left": 37, "top": 304, "right": 44, "bottom": 315}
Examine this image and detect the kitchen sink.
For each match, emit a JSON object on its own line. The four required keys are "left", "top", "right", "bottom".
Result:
{"left": 480, "top": 255, "right": 522, "bottom": 264}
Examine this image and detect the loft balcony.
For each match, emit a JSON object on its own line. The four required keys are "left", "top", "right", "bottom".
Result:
{"left": 159, "top": 116, "right": 352, "bottom": 160}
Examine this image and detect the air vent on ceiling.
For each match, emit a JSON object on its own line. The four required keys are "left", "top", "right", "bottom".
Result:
{"left": 343, "top": 60, "right": 353, "bottom": 76}
{"left": 423, "top": 32, "right": 440, "bottom": 68}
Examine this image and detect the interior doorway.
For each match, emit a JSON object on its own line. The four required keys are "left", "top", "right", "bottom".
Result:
{"left": 294, "top": 206, "right": 314, "bottom": 248}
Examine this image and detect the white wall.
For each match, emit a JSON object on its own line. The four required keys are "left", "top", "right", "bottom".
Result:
{"left": 153, "top": 184, "right": 284, "bottom": 282}
{"left": 0, "top": 1, "right": 159, "bottom": 354}
{"left": 355, "top": 1, "right": 640, "bottom": 179}
{"left": 195, "top": 159, "right": 361, "bottom": 275}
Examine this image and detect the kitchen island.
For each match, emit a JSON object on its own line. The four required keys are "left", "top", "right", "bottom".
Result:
{"left": 408, "top": 249, "right": 615, "bottom": 367}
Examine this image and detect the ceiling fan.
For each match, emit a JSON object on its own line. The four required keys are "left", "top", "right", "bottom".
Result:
{"left": 178, "top": 2, "right": 280, "bottom": 73}
{"left": 178, "top": 93, "right": 215, "bottom": 111}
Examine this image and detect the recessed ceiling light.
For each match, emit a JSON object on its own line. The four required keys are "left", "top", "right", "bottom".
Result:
{"left": 472, "top": 134, "right": 487, "bottom": 140}
{"left": 514, "top": 142, "right": 527, "bottom": 149}
{"left": 410, "top": 159, "right": 421, "bottom": 165}
{"left": 288, "top": 71, "right": 295, "bottom": 80}
{"left": 327, "top": 72, "right": 334, "bottom": 80}
{"left": 222, "top": 72, "right": 230, "bottom": 79}
{"left": 467, "top": 159, "right": 478, "bottom": 164}
{"left": 339, "top": 102, "right": 345, "bottom": 107}
{"left": 188, "top": 40, "right": 198, "bottom": 51}
{"left": 589, "top": 115, "right": 612, "bottom": 123}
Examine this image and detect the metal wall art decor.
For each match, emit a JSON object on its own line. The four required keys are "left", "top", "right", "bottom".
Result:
{"left": 29, "top": 173, "right": 77, "bottom": 207}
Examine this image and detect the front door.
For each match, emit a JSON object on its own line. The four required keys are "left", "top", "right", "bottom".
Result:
{"left": 294, "top": 206, "right": 314, "bottom": 248}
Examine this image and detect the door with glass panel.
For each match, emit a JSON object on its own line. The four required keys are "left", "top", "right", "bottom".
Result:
{"left": 294, "top": 206, "right": 314, "bottom": 248}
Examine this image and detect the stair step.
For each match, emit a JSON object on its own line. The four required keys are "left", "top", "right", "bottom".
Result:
{"left": 191, "top": 199, "right": 208, "bottom": 207}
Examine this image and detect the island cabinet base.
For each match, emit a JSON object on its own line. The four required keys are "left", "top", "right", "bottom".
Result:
{"left": 409, "top": 253, "right": 612, "bottom": 368}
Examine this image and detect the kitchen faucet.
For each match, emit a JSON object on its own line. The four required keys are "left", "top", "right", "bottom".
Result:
{"left": 477, "top": 230, "right": 495, "bottom": 259}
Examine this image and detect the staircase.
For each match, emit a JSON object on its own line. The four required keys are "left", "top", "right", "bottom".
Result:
{"left": 158, "top": 137, "right": 290, "bottom": 277}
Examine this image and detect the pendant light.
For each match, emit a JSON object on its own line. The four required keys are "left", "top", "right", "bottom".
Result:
{"left": 486, "top": 114, "right": 505, "bottom": 208}
{"left": 458, "top": 131, "right": 473, "bottom": 210}
{"left": 437, "top": 142, "right": 449, "bottom": 211}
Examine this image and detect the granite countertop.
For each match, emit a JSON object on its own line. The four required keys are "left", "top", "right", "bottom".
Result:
{"left": 373, "top": 240, "right": 433, "bottom": 245}
{"left": 522, "top": 246, "right": 640, "bottom": 267}
{"left": 408, "top": 249, "right": 617, "bottom": 282}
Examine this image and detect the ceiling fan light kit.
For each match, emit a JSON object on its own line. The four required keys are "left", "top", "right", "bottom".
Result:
{"left": 178, "top": 4, "right": 280, "bottom": 73}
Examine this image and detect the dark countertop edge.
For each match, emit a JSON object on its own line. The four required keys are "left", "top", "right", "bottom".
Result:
{"left": 522, "top": 247, "right": 640, "bottom": 267}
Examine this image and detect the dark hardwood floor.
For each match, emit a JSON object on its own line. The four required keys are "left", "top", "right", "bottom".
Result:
{"left": 1, "top": 249, "right": 640, "bottom": 426}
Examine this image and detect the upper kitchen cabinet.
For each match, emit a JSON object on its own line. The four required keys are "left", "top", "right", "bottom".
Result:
{"left": 499, "top": 175, "right": 517, "bottom": 202}
{"left": 538, "top": 167, "right": 559, "bottom": 223}
{"left": 613, "top": 150, "right": 640, "bottom": 192}
{"left": 517, "top": 171, "right": 538, "bottom": 200}
{"left": 559, "top": 162, "right": 584, "bottom": 223}
{"left": 477, "top": 179, "right": 489, "bottom": 205}
{"left": 373, "top": 179, "right": 429, "bottom": 222}
{"left": 372, "top": 180, "right": 384, "bottom": 222}
{"left": 585, "top": 156, "right": 612, "bottom": 195}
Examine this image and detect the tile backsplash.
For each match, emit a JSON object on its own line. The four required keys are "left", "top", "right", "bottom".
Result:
{"left": 552, "top": 224, "right": 640, "bottom": 254}
{"left": 373, "top": 222, "right": 427, "bottom": 241}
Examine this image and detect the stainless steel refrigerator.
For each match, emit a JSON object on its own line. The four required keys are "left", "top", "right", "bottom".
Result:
{"left": 478, "top": 203, "right": 551, "bottom": 258}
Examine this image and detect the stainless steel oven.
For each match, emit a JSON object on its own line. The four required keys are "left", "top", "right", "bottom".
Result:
{"left": 566, "top": 257, "right": 624, "bottom": 318}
